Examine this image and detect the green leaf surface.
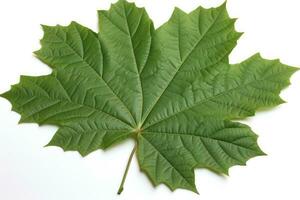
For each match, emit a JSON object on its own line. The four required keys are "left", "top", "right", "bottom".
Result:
{"left": 1, "top": 0, "right": 297, "bottom": 194}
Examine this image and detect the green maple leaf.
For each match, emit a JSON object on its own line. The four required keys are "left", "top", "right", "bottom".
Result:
{"left": 1, "top": 0, "right": 297, "bottom": 194}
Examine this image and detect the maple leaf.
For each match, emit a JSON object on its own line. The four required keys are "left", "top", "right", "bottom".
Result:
{"left": 1, "top": 0, "right": 297, "bottom": 194}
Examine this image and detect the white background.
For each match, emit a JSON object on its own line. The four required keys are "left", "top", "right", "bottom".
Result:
{"left": 0, "top": 0, "right": 300, "bottom": 199}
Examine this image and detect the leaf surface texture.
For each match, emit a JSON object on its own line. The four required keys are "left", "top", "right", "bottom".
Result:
{"left": 1, "top": 0, "right": 297, "bottom": 193}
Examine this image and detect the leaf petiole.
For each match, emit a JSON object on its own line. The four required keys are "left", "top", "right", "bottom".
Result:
{"left": 117, "top": 142, "right": 137, "bottom": 195}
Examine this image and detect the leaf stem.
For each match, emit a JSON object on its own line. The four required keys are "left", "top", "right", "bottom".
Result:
{"left": 117, "top": 142, "right": 137, "bottom": 195}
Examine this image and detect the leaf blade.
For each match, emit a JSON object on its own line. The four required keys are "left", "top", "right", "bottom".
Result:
{"left": 0, "top": 0, "right": 297, "bottom": 194}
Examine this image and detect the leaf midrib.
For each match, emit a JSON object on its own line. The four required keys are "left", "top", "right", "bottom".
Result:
{"left": 121, "top": 2, "right": 144, "bottom": 123}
